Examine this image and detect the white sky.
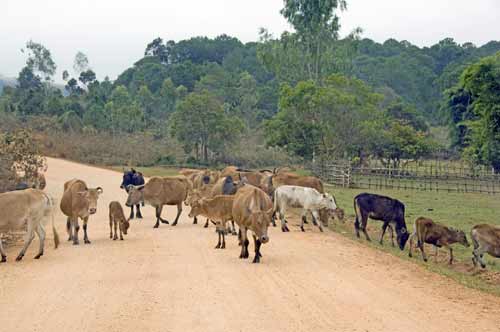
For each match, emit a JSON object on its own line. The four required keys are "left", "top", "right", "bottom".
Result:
{"left": 1, "top": 0, "right": 499, "bottom": 83}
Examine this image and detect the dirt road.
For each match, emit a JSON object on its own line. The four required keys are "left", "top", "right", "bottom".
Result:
{"left": 1, "top": 158, "right": 499, "bottom": 332}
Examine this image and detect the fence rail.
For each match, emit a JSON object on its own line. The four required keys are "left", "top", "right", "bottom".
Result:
{"left": 311, "top": 161, "right": 500, "bottom": 194}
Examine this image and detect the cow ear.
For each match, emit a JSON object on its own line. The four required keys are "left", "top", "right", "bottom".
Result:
{"left": 401, "top": 227, "right": 407, "bottom": 234}
{"left": 96, "top": 187, "right": 103, "bottom": 194}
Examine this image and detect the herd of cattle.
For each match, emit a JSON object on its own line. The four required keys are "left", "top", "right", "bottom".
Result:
{"left": 0, "top": 166, "right": 499, "bottom": 268}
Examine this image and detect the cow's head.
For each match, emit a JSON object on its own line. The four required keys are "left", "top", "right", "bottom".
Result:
{"left": 126, "top": 185, "right": 144, "bottom": 207}
{"left": 185, "top": 190, "right": 201, "bottom": 206}
{"left": 396, "top": 227, "right": 410, "bottom": 251}
{"left": 248, "top": 208, "right": 273, "bottom": 244}
{"left": 320, "top": 193, "right": 338, "bottom": 210}
{"left": 451, "top": 228, "right": 470, "bottom": 247}
{"left": 121, "top": 217, "right": 130, "bottom": 235}
{"left": 78, "top": 187, "right": 103, "bottom": 215}
{"left": 188, "top": 199, "right": 203, "bottom": 219}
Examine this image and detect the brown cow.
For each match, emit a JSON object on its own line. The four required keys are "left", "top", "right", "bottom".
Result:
{"left": 179, "top": 168, "right": 201, "bottom": 177}
{"left": 108, "top": 201, "right": 130, "bottom": 241}
{"left": 126, "top": 176, "right": 189, "bottom": 228}
{"left": 232, "top": 185, "right": 273, "bottom": 263}
{"left": 318, "top": 207, "right": 345, "bottom": 227}
{"left": 471, "top": 224, "right": 500, "bottom": 268}
{"left": 269, "top": 172, "right": 324, "bottom": 193}
{"left": 188, "top": 195, "right": 235, "bottom": 249}
{"left": 0, "top": 189, "right": 59, "bottom": 262}
{"left": 408, "top": 217, "right": 469, "bottom": 264}
{"left": 60, "top": 179, "right": 103, "bottom": 245}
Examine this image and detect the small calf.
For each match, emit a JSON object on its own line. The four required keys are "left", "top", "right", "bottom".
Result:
{"left": 109, "top": 201, "right": 130, "bottom": 241}
{"left": 409, "top": 217, "right": 469, "bottom": 264}
{"left": 188, "top": 195, "right": 235, "bottom": 249}
{"left": 471, "top": 224, "right": 500, "bottom": 269}
{"left": 318, "top": 207, "right": 345, "bottom": 227}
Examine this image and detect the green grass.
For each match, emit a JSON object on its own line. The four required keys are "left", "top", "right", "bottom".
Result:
{"left": 327, "top": 185, "right": 500, "bottom": 296}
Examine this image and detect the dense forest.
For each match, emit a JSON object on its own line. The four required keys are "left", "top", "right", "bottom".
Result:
{"left": 1, "top": 1, "right": 499, "bottom": 169}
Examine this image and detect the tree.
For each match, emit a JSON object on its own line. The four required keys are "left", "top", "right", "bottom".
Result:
{"left": 170, "top": 90, "right": 244, "bottom": 162}
{"left": 279, "top": 0, "right": 347, "bottom": 82}
{"left": 445, "top": 53, "right": 500, "bottom": 170}
{"left": 73, "top": 51, "right": 90, "bottom": 75}
{"left": 22, "top": 40, "right": 57, "bottom": 81}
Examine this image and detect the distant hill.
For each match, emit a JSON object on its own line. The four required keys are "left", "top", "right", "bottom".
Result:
{"left": 0, "top": 75, "right": 17, "bottom": 94}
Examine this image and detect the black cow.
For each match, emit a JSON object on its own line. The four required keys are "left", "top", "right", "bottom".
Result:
{"left": 120, "top": 169, "right": 145, "bottom": 219}
{"left": 353, "top": 193, "right": 409, "bottom": 250}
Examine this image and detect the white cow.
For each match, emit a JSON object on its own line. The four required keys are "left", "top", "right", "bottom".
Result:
{"left": 273, "top": 185, "right": 337, "bottom": 232}
{"left": 0, "top": 189, "right": 59, "bottom": 262}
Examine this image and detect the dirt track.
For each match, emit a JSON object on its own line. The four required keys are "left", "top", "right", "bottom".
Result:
{"left": 1, "top": 158, "right": 499, "bottom": 332}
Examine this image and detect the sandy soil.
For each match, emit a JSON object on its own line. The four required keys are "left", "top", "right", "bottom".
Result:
{"left": 1, "top": 157, "right": 499, "bottom": 332}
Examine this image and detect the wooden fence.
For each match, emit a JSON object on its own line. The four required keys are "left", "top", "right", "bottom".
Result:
{"left": 311, "top": 161, "right": 500, "bottom": 194}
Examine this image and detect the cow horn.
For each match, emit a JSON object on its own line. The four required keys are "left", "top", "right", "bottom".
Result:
{"left": 96, "top": 187, "right": 103, "bottom": 194}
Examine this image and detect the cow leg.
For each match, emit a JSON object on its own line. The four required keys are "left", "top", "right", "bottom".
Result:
{"left": 136, "top": 205, "right": 143, "bottom": 219}
{"left": 279, "top": 207, "right": 289, "bottom": 232}
{"left": 171, "top": 203, "right": 182, "bottom": 226}
{"left": 252, "top": 235, "right": 262, "bottom": 263}
{"left": 215, "top": 231, "right": 222, "bottom": 249}
{"left": 66, "top": 217, "right": 72, "bottom": 241}
{"left": 193, "top": 216, "right": 198, "bottom": 224}
{"left": 359, "top": 214, "right": 371, "bottom": 241}
{"left": 129, "top": 206, "right": 135, "bottom": 220}
{"left": 238, "top": 229, "right": 242, "bottom": 246}
{"left": 159, "top": 205, "right": 170, "bottom": 224}
{"left": 389, "top": 225, "right": 395, "bottom": 247}
{"left": 239, "top": 228, "right": 249, "bottom": 259}
{"left": 203, "top": 218, "right": 209, "bottom": 228}
{"left": 119, "top": 224, "right": 124, "bottom": 241}
{"left": 408, "top": 232, "right": 415, "bottom": 258}
{"left": 154, "top": 206, "right": 161, "bottom": 228}
{"left": 33, "top": 223, "right": 46, "bottom": 259}
{"left": 419, "top": 240, "right": 427, "bottom": 262}
{"left": 447, "top": 246, "right": 453, "bottom": 265}
{"left": 221, "top": 231, "right": 226, "bottom": 249}
{"left": 379, "top": 222, "right": 389, "bottom": 245}
{"left": 16, "top": 221, "right": 35, "bottom": 261}
{"left": 0, "top": 238, "right": 6, "bottom": 262}
{"left": 312, "top": 210, "right": 322, "bottom": 232}
{"left": 109, "top": 216, "right": 113, "bottom": 239}
{"left": 271, "top": 211, "right": 277, "bottom": 227}
{"left": 83, "top": 218, "right": 91, "bottom": 244}
{"left": 113, "top": 220, "right": 118, "bottom": 240}
{"left": 300, "top": 210, "right": 308, "bottom": 232}
{"left": 72, "top": 217, "right": 80, "bottom": 245}
{"left": 231, "top": 220, "right": 237, "bottom": 236}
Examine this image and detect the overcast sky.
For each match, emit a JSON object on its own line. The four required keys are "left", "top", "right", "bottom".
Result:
{"left": 1, "top": 0, "right": 499, "bottom": 83}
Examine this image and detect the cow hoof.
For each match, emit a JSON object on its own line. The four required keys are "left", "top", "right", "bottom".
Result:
{"left": 120, "top": 238, "right": 124, "bottom": 241}
{"left": 153, "top": 225, "right": 159, "bottom": 228}
{"left": 424, "top": 258, "right": 428, "bottom": 262}
{"left": 300, "top": 226, "right": 305, "bottom": 232}
{"left": 319, "top": 228, "right": 324, "bottom": 232}
{"left": 172, "top": 222, "right": 178, "bottom": 226}
{"left": 204, "top": 224, "right": 208, "bottom": 228}
{"left": 113, "top": 237, "right": 117, "bottom": 241}
{"left": 34, "top": 253, "right": 43, "bottom": 259}
{"left": 252, "top": 256, "right": 260, "bottom": 263}
{"left": 0, "top": 256, "right": 6, "bottom": 263}
{"left": 84, "top": 239, "right": 91, "bottom": 244}
{"left": 73, "top": 241, "right": 79, "bottom": 245}
{"left": 161, "top": 220, "right": 169, "bottom": 224}
{"left": 137, "top": 215, "right": 143, "bottom": 219}
{"left": 232, "top": 231, "right": 237, "bottom": 236}
{"left": 15, "top": 255, "right": 23, "bottom": 261}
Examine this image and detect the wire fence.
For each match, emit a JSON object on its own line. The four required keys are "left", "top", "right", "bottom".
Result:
{"left": 311, "top": 160, "right": 500, "bottom": 194}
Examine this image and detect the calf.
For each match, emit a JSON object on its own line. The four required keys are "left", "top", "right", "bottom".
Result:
{"left": 471, "top": 224, "right": 500, "bottom": 268}
{"left": 408, "top": 217, "right": 469, "bottom": 264}
{"left": 318, "top": 207, "right": 345, "bottom": 227}
{"left": 188, "top": 195, "right": 235, "bottom": 249}
{"left": 108, "top": 201, "right": 130, "bottom": 241}
{"left": 353, "top": 193, "right": 409, "bottom": 250}
{"left": 273, "top": 185, "right": 338, "bottom": 232}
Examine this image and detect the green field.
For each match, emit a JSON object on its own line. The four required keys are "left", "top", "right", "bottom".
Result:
{"left": 113, "top": 165, "right": 500, "bottom": 295}
{"left": 328, "top": 185, "right": 500, "bottom": 295}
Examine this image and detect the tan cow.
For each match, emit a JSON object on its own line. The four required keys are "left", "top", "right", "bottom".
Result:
{"left": 269, "top": 172, "right": 324, "bottom": 193}
{"left": 232, "top": 185, "right": 273, "bottom": 263}
{"left": 60, "top": 179, "right": 103, "bottom": 245}
{"left": 471, "top": 224, "right": 500, "bottom": 268}
{"left": 126, "top": 176, "right": 189, "bottom": 228}
{"left": 408, "top": 217, "right": 469, "bottom": 264}
{"left": 0, "top": 189, "right": 59, "bottom": 262}
{"left": 179, "top": 168, "right": 201, "bottom": 177}
{"left": 188, "top": 195, "right": 235, "bottom": 249}
{"left": 108, "top": 201, "right": 130, "bottom": 241}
